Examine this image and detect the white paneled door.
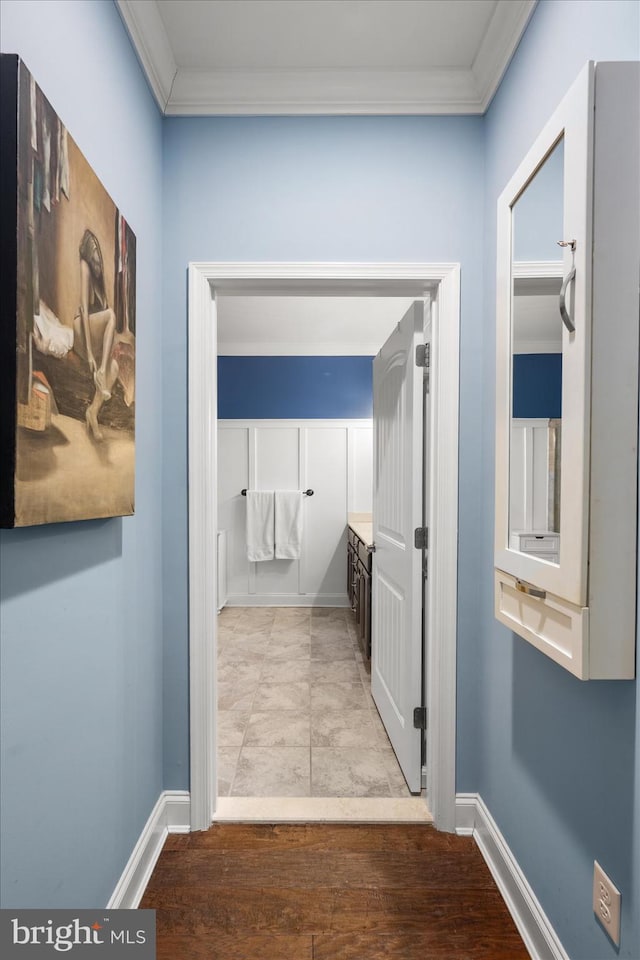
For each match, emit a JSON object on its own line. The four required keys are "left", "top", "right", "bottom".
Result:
{"left": 372, "top": 301, "right": 426, "bottom": 794}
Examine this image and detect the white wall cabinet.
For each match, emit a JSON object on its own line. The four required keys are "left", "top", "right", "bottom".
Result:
{"left": 494, "top": 62, "right": 639, "bottom": 679}
{"left": 218, "top": 419, "right": 372, "bottom": 605}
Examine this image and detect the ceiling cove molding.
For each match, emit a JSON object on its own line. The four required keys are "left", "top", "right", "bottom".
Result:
{"left": 119, "top": 0, "right": 538, "bottom": 116}
{"left": 168, "top": 68, "right": 481, "bottom": 116}
{"left": 473, "top": 0, "right": 539, "bottom": 111}
{"left": 116, "top": 0, "right": 177, "bottom": 112}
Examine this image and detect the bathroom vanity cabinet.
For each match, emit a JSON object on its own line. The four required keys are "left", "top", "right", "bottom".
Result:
{"left": 348, "top": 519, "right": 373, "bottom": 659}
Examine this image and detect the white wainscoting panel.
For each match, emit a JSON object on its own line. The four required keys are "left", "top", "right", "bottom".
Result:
{"left": 301, "top": 427, "right": 348, "bottom": 596}
{"left": 218, "top": 427, "right": 250, "bottom": 599}
{"left": 216, "top": 531, "right": 228, "bottom": 611}
{"left": 509, "top": 418, "right": 552, "bottom": 534}
{"left": 218, "top": 420, "right": 372, "bottom": 604}
{"left": 348, "top": 427, "right": 374, "bottom": 513}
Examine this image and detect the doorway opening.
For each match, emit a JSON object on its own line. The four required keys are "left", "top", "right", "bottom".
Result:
{"left": 187, "top": 263, "right": 459, "bottom": 831}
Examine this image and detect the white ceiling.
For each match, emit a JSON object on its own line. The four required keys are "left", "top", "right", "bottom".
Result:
{"left": 116, "top": 0, "right": 537, "bottom": 115}
{"left": 216, "top": 295, "right": 415, "bottom": 355}
{"left": 115, "top": 1, "right": 537, "bottom": 352}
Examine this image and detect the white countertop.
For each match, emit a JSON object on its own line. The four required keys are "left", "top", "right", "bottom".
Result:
{"left": 348, "top": 513, "right": 373, "bottom": 548}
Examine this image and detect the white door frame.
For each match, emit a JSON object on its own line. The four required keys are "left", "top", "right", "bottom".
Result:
{"left": 187, "top": 261, "right": 460, "bottom": 832}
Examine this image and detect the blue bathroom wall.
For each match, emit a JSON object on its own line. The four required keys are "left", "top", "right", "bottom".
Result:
{"left": 218, "top": 356, "right": 373, "bottom": 419}
{"left": 162, "top": 113, "right": 486, "bottom": 791}
{"left": 0, "top": 0, "right": 164, "bottom": 908}
{"left": 512, "top": 353, "right": 562, "bottom": 418}
{"left": 482, "top": 2, "right": 640, "bottom": 958}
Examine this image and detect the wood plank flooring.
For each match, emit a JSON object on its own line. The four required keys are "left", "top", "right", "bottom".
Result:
{"left": 141, "top": 823, "right": 529, "bottom": 959}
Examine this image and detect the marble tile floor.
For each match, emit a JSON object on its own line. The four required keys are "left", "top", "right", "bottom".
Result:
{"left": 217, "top": 606, "right": 413, "bottom": 799}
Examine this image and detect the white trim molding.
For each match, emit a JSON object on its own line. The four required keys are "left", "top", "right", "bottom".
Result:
{"left": 512, "top": 260, "right": 564, "bottom": 280}
{"left": 188, "top": 262, "right": 460, "bottom": 833}
{"left": 455, "top": 794, "right": 570, "bottom": 960}
{"left": 117, "top": 0, "right": 536, "bottom": 116}
{"left": 169, "top": 67, "right": 481, "bottom": 117}
{"left": 224, "top": 594, "right": 350, "bottom": 608}
{"left": 472, "top": 1, "right": 538, "bottom": 112}
{"left": 107, "top": 791, "right": 190, "bottom": 909}
{"left": 116, "top": 0, "right": 177, "bottom": 111}
{"left": 218, "top": 340, "right": 384, "bottom": 357}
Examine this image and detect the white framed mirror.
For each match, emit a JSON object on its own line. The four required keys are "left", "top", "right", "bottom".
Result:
{"left": 509, "top": 136, "right": 564, "bottom": 566}
{"left": 495, "top": 65, "right": 593, "bottom": 608}
{"left": 494, "top": 61, "right": 638, "bottom": 680}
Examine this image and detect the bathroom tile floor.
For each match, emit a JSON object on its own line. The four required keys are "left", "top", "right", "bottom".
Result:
{"left": 217, "top": 606, "right": 413, "bottom": 798}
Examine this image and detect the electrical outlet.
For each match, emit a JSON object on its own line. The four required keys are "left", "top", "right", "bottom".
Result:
{"left": 593, "top": 861, "right": 621, "bottom": 946}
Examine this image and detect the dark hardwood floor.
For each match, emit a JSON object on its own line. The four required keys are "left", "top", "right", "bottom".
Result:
{"left": 141, "top": 823, "right": 529, "bottom": 960}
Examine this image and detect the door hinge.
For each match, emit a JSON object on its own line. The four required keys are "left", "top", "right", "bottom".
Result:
{"left": 415, "top": 343, "right": 430, "bottom": 368}
{"left": 414, "top": 526, "right": 428, "bottom": 550}
{"left": 413, "top": 706, "right": 427, "bottom": 730}
{"left": 416, "top": 343, "right": 430, "bottom": 392}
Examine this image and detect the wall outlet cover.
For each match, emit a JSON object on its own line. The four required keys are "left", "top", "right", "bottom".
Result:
{"left": 593, "top": 860, "right": 621, "bottom": 946}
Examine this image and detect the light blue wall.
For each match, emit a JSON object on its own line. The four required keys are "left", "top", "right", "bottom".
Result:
{"left": 512, "top": 137, "right": 563, "bottom": 262}
{"left": 0, "top": 0, "right": 164, "bottom": 908}
{"left": 218, "top": 356, "right": 373, "bottom": 418}
{"left": 482, "top": 2, "right": 640, "bottom": 958}
{"left": 3, "top": 3, "right": 638, "bottom": 948}
{"left": 162, "top": 114, "right": 486, "bottom": 789}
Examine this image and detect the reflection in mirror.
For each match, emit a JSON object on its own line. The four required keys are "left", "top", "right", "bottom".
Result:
{"left": 509, "top": 138, "right": 564, "bottom": 564}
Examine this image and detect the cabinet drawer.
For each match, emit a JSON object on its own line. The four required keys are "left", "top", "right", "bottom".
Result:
{"left": 495, "top": 569, "right": 588, "bottom": 678}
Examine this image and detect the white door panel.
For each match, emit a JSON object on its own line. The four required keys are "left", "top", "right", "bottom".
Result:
{"left": 372, "top": 300, "right": 425, "bottom": 794}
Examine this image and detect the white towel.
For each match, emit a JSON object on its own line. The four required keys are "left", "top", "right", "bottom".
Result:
{"left": 275, "top": 491, "right": 304, "bottom": 560}
{"left": 246, "top": 491, "right": 275, "bottom": 562}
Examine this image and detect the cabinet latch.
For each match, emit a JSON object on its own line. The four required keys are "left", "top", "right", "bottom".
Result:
{"left": 413, "top": 706, "right": 427, "bottom": 730}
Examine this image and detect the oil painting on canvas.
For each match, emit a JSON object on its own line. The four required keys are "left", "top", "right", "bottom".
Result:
{"left": 1, "top": 55, "right": 135, "bottom": 527}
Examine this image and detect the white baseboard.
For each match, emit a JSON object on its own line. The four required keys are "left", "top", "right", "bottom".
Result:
{"left": 456, "top": 793, "right": 569, "bottom": 960}
{"left": 454, "top": 791, "right": 477, "bottom": 836}
{"left": 224, "top": 594, "right": 350, "bottom": 607}
{"left": 107, "top": 791, "right": 190, "bottom": 909}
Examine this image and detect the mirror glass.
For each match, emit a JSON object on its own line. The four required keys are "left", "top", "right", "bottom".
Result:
{"left": 509, "top": 138, "right": 564, "bottom": 562}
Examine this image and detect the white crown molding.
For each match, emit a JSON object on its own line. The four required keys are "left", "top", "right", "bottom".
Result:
{"left": 473, "top": 0, "right": 539, "bottom": 112}
{"left": 167, "top": 67, "right": 481, "bottom": 116}
{"left": 117, "top": 0, "right": 537, "bottom": 116}
{"left": 513, "top": 260, "right": 563, "bottom": 278}
{"left": 116, "top": 0, "right": 177, "bottom": 111}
